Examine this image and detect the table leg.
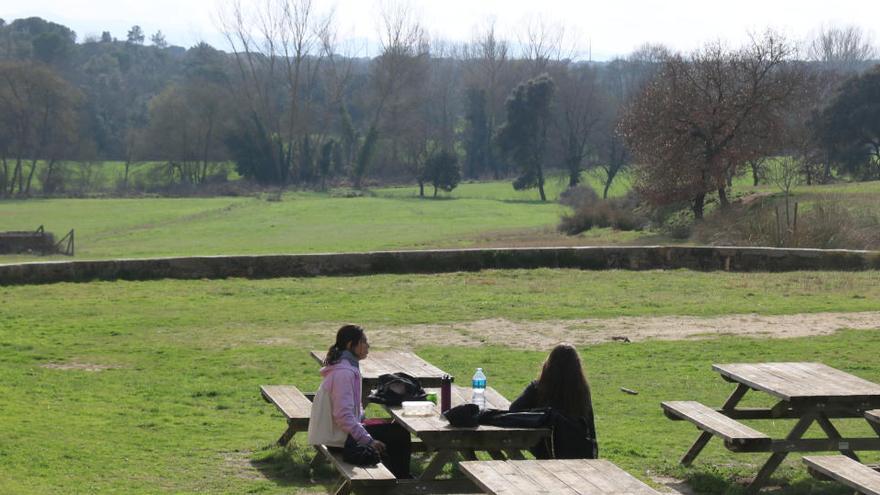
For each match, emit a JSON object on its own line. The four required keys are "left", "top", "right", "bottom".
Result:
{"left": 420, "top": 449, "right": 457, "bottom": 480}
{"left": 504, "top": 449, "right": 526, "bottom": 460}
{"left": 277, "top": 421, "right": 296, "bottom": 446}
{"left": 868, "top": 419, "right": 880, "bottom": 437}
{"left": 747, "top": 413, "right": 816, "bottom": 494}
{"left": 332, "top": 476, "right": 351, "bottom": 495}
{"left": 681, "top": 383, "right": 751, "bottom": 466}
{"left": 487, "top": 450, "right": 505, "bottom": 460}
{"left": 815, "top": 413, "right": 861, "bottom": 462}
{"left": 680, "top": 432, "right": 712, "bottom": 467}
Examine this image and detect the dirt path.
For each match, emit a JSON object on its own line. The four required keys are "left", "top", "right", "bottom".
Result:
{"left": 368, "top": 311, "right": 880, "bottom": 350}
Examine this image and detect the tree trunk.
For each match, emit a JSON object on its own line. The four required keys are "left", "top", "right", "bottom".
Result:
{"left": 603, "top": 166, "right": 618, "bottom": 199}
{"left": 433, "top": 185, "right": 438, "bottom": 198}
{"left": 822, "top": 159, "right": 832, "bottom": 183}
{"left": 10, "top": 157, "right": 22, "bottom": 195}
{"left": 751, "top": 162, "right": 760, "bottom": 186}
{"left": 538, "top": 166, "right": 547, "bottom": 201}
{"left": 692, "top": 193, "right": 706, "bottom": 220}
{"left": 1, "top": 156, "right": 8, "bottom": 195}
{"left": 25, "top": 158, "right": 39, "bottom": 194}
{"left": 718, "top": 187, "right": 729, "bottom": 208}
{"left": 568, "top": 160, "right": 580, "bottom": 188}
{"left": 418, "top": 180, "right": 424, "bottom": 198}
{"left": 43, "top": 158, "right": 57, "bottom": 194}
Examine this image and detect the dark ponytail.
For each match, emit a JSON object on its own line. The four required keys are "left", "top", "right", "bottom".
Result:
{"left": 323, "top": 324, "right": 365, "bottom": 365}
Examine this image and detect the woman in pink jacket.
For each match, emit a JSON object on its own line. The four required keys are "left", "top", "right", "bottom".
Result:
{"left": 308, "top": 324, "right": 412, "bottom": 478}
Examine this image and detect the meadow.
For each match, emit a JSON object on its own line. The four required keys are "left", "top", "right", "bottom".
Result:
{"left": 2, "top": 269, "right": 880, "bottom": 494}
{"left": 3, "top": 166, "right": 878, "bottom": 264}
{"left": 0, "top": 171, "right": 632, "bottom": 264}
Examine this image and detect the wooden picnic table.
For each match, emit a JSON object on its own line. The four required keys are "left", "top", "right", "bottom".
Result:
{"left": 310, "top": 349, "right": 448, "bottom": 388}
{"left": 387, "top": 385, "right": 551, "bottom": 482}
{"left": 459, "top": 459, "right": 662, "bottom": 495}
{"left": 674, "top": 362, "right": 880, "bottom": 494}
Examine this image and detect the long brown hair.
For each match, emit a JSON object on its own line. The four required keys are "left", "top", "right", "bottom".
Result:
{"left": 323, "top": 324, "right": 365, "bottom": 366}
{"left": 535, "top": 343, "right": 592, "bottom": 418}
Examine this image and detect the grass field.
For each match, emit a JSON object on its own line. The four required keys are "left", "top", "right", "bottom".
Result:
{"left": 0, "top": 170, "right": 639, "bottom": 264}
{"left": 2, "top": 269, "right": 880, "bottom": 494}
{"left": 4, "top": 172, "right": 877, "bottom": 265}
{"left": 0, "top": 193, "right": 565, "bottom": 263}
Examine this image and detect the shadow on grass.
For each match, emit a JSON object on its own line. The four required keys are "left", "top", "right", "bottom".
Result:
{"left": 498, "top": 198, "right": 555, "bottom": 205}
{"left": 249, "top": 444, "right": 337, "bottom": 492}
{"left": 683, "top": 470, "right": 853, "bottom": 495}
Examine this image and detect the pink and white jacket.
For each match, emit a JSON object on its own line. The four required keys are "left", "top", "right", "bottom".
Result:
{"left": 307, "top": 358, "right": 373, "bottom": 447}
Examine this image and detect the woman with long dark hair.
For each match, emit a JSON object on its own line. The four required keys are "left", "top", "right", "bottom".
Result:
{"left": 510, "top": 343, "right": 598, "bottom": 458}
{"left": 307, "top": 324, "right": 411, "bottom": 477}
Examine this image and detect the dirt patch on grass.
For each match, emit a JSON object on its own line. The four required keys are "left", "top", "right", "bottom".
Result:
{"left": 652, "top": 476, "right": 697, "bottom": 495}
{"left": 41, "top": 362, "right": 120, "bottom": 371}
{"left": 220, "top": 451, "right": 264, "bottom": 481}
{"left": 364, "top": 312, "right": 880, "bottom": 350}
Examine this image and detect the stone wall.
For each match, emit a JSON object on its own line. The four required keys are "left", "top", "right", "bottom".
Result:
{"left": 1, "top": 246, "right": 878, "bottom": 285}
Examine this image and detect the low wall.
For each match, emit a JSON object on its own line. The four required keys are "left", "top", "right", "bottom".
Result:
{"left": 1, "top": 246, "right": 878, "bottom": 285}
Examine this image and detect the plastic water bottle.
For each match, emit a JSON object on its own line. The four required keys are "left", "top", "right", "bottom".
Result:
{"left": 471, "top": 368, "right": 487, "bottom": 410}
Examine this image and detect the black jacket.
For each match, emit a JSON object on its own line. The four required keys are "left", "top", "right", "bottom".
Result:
{"left": 510, "top": 381, "right": 598, "bottom": 459}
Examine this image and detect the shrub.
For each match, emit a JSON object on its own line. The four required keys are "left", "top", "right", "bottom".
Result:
{"left": 558, "top": 185, "right": 599, "bottom": 210}
{"left": 558, "top": 190, "right": 647, "bottom": 235}
{"left": 692, "top": 196, "right": 880, "bottom": 250}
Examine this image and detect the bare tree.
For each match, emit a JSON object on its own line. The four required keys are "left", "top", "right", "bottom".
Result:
{"left": 807, "top": 24, "right": 876, "bottom": 73}
{"left": 218, "top": 0, "right": 333, "bottom": 184}
{"left": 550, "top": 62, "right": 603, "bottom": 187}
{"left": 351, "top": 1, "right": 429, "bottom": 186}
{"left": 463, "top": 21, "right": 512, "bottom": 178}
{"left": 621, "top": 32, "right": 804, "bottom": 219}
{"left": 0, "top": 61, "right": 82, "bottom": 196}
{"left": 517, "top": 16, "right": 572, "bottom": 76}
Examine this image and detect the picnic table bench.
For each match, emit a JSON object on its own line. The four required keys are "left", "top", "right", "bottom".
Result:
{"left": 314, "top": 444, "right": 397, "bottom": 495}
{"left": 661, "top": 401, "right": 771, "bottom": 455}
{"left": 803, "top": 455, "right": 880, "bottom": 495}
{"left": 664, "top": 362, "right": 880, "bottom": 494}
{"left": 260, "top": 385, "right": 313, "bottom": 446}
{"left": 459, "top": 459, "right": 662, "bottom": 495}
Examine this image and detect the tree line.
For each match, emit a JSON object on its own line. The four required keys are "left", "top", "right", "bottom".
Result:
{"left": 0, "top": 9, "right": 878, "bottom": 207}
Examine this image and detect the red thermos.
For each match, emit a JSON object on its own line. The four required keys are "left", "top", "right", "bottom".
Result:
{"left": 440, "top": 374, "right": 452, "bottom": 413}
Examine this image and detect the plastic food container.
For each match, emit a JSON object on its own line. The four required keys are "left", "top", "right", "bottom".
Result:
{"left": 401, "top": 401, "right": 435, "bottom": 416}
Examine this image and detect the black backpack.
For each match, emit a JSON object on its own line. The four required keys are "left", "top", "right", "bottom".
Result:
{"left": 367, "top": 372, "right": 427, "bottom": 406}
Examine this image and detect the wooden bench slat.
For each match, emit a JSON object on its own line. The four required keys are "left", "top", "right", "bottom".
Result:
{"left": 662, "top": 401, "right": 770, "bottom": 443}
{"left": 315, "top": 444, "right": 397, "bottom": 484}
{"left": 866, "top": 409, "right": 880, "bottom": 425}
{"left": 260, "top": 385, "right": 311, "bottom": 428}
{"left": 804, "top": 455, "right": 880, "bottom": 495}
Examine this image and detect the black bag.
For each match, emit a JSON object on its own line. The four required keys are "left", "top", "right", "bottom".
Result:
{"left": 478, "top": 408, "right": 552, "bottom": 428}
{"left": 442, "top": 403, "right": 480, "bottom": 427}
{"left": 342, "top": 436, "right": 381, "bottom": 466}
{"left": 367, "top": 372, "right": 427, "bottom": 406}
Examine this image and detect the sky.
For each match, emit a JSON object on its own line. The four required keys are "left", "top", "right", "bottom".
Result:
{"left": 2, "top": 0, "right": 878, "bottom": 60}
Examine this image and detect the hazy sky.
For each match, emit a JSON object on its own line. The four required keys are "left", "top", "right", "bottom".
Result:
{"left": 3, "top": 0, "right": 878, "bottom": 60}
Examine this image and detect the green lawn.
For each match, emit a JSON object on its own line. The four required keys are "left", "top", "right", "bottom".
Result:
{"left": 1, "top": 269, "right": 879, "bottom": 494}
{"left": 2, "top": 172, "right": 877, "bottom": 264}
{"left": 0, "top": 193, "right": 565, "bottom": 263}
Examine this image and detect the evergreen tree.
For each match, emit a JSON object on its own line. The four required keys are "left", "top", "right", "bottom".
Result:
{"left": 496, "top": 74, "right": 555, "bottom": 201}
